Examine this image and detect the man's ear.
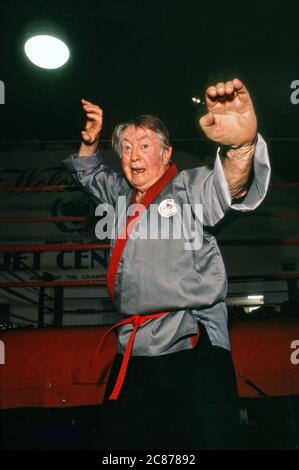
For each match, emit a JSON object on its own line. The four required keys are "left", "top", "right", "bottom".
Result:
{"left": 162, "top": 146, "right": 173, "bottom": 165}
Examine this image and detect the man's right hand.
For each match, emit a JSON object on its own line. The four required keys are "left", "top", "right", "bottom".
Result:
{"left": 79, "top": 99, "right": 103, "bottom": 157}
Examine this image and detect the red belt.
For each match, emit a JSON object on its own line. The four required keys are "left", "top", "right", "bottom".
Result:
{"left": 96, "top": 311, "right": 169, "bottom": 400}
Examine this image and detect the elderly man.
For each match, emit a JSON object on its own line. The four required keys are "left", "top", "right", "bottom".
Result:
{"left": 63, "top": 79, "right": 270, "bottom": 450}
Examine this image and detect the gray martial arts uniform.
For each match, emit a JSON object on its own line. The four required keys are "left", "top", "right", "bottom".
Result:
{"left": 63, "top": 133, "right": 270, "bottom": 356}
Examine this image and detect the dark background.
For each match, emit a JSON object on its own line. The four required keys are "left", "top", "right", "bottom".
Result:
{"left": 0, "top": 0, "right": 299, "bottom": 178}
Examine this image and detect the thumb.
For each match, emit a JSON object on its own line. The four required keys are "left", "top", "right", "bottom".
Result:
{"left": 81, "top": 130, "right": 93, "bottom": 143}
{"left": 199, "top": 112, "right": 215, "bottom": 130}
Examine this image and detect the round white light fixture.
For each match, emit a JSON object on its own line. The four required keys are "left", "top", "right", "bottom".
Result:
{"left": 24, "top": 25, "right": 70, "bottom": 70}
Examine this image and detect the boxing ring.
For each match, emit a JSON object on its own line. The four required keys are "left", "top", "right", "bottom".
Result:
{"left": 0, "top": 179, "right": 299, "bottom": 411}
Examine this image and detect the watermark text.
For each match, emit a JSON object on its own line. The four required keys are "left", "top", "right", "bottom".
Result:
{"left": 0, "top": 80, "right": 5, "bottom": 104}
{"left": 0, "top": 340, "right": 5, "bottom": 364}
{"left": 290, "top": 339, "right": 299, "bottom": 365}
{"left": 95, "top": 198, "right": 203, "bottom": 251}
{"left": 290, "top": 80, "right": 299, "bottom": 104}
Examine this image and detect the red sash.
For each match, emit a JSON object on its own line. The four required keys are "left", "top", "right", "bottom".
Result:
{"left": 99, "top": 163, "right": 200, "bottom": 400}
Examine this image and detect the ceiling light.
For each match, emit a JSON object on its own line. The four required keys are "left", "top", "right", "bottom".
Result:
{"left": 247, "top": 295, "right": 264, "bottom": 300}
{"left": 191, "top": 97, "right": 202, "bottom": 104}
{"left": 246, "top": 306, "right": 261, "bottom": 313}
{"left": 24, "top": 22, "right": 70, "bottom": 70}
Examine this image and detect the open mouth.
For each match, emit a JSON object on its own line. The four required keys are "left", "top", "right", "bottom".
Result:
{"left": 132, "top": 168, "right": 146, "bottom": 175}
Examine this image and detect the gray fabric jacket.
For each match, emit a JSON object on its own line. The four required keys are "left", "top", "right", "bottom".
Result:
{"left": 63, "top": 134, "right": 270, "bottom": 355}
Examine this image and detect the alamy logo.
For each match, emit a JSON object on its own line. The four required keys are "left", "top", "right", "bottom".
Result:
{"left": 95, "top": 197, "right": 203, "bottom": 251}
{"left": 290, "top": 80, "right": 299, "bottom": 105}
{"left": 290, "top": 339, "right": 299, "bottom": 365}
{"left": 0, "top": 80, "right": 5, "bottom": 104}
{"left": 0, "top": 340, "right": 5, "bottom": 364}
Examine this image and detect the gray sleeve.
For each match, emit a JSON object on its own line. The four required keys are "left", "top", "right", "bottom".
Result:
{"left": 183, "top": 133, "right": 271, "bottom": 227}
{"left": 62, "top": 150, "right": 128, "bottom": 206}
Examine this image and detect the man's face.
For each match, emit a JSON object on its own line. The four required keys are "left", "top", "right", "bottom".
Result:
{"left": 120, "top": 125, "right": 172, "bottom": 193}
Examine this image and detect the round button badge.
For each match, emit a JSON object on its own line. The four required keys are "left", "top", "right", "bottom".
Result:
{"left": 158, "top": 199, "right": 177, "bottom": 217}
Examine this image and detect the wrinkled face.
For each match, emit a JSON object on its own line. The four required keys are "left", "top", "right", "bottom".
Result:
{"left": 120, "top": 126, "right": 172, "bottom": 193}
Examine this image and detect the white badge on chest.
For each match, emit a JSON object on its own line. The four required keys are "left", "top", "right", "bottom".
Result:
{"left": 158, "top": 199, "right": 177, "bottom": 217}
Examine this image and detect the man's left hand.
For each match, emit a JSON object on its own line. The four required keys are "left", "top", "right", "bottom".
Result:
{"left": 199, "top": 78, "right": 257, "bottom": 148}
